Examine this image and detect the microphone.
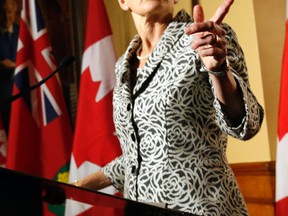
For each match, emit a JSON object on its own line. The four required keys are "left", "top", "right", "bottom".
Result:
{"left": 2, "top": 55, "right": 75, "bottom": 105}
{"left": 58, "top": 55, "right": 75, "bottom": 68}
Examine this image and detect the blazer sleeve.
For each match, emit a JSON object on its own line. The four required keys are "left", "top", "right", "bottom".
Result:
{"left": 208, "top": 23, "right": 264, "bottom": 140}
{"left": 101, "top": 155, "right": 125, "bottom": 192}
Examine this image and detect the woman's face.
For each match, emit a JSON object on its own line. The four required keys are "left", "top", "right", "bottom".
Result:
{"left": 0, "top": 1, "right": 17, "bottom": 30}
{"left": 123, "top": 0, "right": 177, "bottom": 18}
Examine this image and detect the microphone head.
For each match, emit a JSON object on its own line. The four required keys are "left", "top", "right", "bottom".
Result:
{"left": 59, "top": 55, "right": 75, "bottom": 68}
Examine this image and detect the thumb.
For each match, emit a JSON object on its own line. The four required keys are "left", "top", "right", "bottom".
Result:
{"left": 193, "top": 4, "right": 205, "bottom": 23}
{"left": 210, "top": 0, "right": 234, "bottom": 24}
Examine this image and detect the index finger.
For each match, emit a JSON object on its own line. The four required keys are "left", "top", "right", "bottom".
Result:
{"left": 210, "top": 0, "right": 234, "bottom": 24}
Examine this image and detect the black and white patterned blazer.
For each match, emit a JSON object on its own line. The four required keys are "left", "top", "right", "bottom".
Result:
{"left": 102, "top": 10, "right": 264, "bottom": 216}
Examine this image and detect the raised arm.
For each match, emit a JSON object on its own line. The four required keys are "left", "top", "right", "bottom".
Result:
{"left": 185, "top": 0, "right": 245, "bottom": 126}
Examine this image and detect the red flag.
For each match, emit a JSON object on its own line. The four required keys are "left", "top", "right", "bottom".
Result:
{"left": 66, "top": 0, "right": 122, "bottom": 215}
{"left": 6, "top": 0, "right": 73, "bottom": 215}
{"left": 0, "top": 114, "right": 7, "bottom": 167}
{"left": 276, "top": 6, "right": 288, "bottom": 216}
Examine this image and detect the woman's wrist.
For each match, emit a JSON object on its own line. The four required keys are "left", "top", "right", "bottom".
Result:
{"left": 202, "top": 60, "right": 229, "bottom": 77}
{"left": 70, "top": 171, "right": 112, "bottom": 191}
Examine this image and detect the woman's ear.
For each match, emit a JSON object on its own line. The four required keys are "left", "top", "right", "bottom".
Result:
{"left": 174, "top": 0, "right": 179, "bottom": 4}
{"left": 118, "top": 0, "right": 130, "bottom": 11}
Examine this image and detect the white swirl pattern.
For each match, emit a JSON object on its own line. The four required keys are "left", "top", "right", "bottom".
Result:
{"left": 102, "top": 10, "right": 264, "bottom": 216}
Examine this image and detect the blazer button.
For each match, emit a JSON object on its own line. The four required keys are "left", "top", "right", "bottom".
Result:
{"left": 127, "top": 103, "right": 131, "bottom": 111}
{"left": 131, "top": 166, "right": 137, "bottom": 174}
{"left": 131, "top": 133, "right": 136, "bottom": 142}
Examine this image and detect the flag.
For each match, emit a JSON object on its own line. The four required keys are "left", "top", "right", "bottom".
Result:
{"left": 0, "top": 114, "right": 7, "bottom": 167}
{"left": 6, "top": 0, "right": 73, "bottom": 215}
{"left": 65, "top": 0, "right": 122, "bottom": 215}
{"left": 276, "top": 2, "right": 288, "bottom": 215}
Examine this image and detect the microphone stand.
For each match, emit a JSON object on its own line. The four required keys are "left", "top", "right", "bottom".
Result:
{"left": 0, "top": 55, "right": 75, "bottom": 106}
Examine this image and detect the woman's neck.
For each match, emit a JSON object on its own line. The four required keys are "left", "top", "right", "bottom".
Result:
{"left": 134, "top": 13, "right": 173, "bottom": 56}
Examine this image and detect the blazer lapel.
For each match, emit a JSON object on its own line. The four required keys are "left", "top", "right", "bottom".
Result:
{"left": 133, "top": 10, "right": 191, "bottom": 95}
{"left": 117, "top": 10, "right": 192, "bottom": 101}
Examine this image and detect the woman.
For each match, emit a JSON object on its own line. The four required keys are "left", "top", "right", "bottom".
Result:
{"left": 75, "top": 0, "right": 264, "bottom": 215}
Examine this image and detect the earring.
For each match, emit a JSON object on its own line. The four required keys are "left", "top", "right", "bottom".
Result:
{"left": 124, "top": 1, "right": 129, "bottom": 9}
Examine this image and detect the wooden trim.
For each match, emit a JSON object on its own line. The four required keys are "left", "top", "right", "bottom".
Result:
{"left": 231, "top": 161, "right": 275, "bottom": 174}
{"left": 230, "top": 161, "right": 276, "bottom": 216}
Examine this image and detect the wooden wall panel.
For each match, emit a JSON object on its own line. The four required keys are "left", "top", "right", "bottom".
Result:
{"left": 230, "top": 161, "right": 276, "bottom": 216}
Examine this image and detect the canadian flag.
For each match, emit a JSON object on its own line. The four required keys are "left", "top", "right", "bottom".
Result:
{"left": 65, "top": 0, "right": 122, "bottom": 215}
{"left": 275, "top": 1, "right": 288, "bottom": 215}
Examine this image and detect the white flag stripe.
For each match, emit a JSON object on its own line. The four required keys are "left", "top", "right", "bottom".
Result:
{"left": 68, "top": 155, "right": 117, "bottom": 194}
{"left": 276, "top": 133, "right": 288, "bottom": 201}
{"left": 81, "top": 36, "right": 117, "bottom": 102}
{"left": 66, "top": 155, "right": 117, "bottom": 216}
